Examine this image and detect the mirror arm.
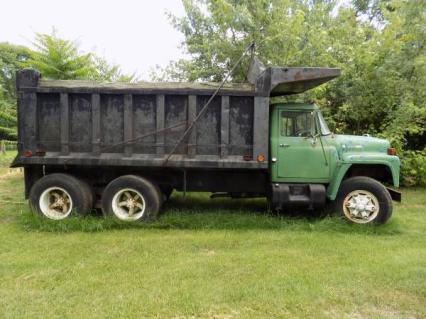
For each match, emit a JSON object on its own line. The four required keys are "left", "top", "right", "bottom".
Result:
{"left": 315, "top": 111, "right": 329, "bottom": 166}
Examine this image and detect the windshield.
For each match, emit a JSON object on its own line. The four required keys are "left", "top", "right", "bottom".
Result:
{"left": 317, "top": 111, "right": 331, "bottom": 135}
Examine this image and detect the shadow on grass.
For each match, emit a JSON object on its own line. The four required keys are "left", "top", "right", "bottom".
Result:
{"left": 17, "top": 193, "right": 403, "bottom": 236}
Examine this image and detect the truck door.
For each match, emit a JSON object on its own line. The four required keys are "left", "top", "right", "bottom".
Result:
{"left": 274, "top": 110, "right": 329, "bottom": 181}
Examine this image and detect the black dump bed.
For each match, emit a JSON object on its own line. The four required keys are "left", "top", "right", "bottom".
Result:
{"left": 12, "top": 66, "right": 339, "bottom": 169}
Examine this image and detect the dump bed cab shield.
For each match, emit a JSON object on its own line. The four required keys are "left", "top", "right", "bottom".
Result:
{"left": 255, "top": 66, "right": 341, "bottom": 96}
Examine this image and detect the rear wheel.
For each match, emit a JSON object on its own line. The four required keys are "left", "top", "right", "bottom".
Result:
{"left": 334, "top": 176, "right": 392, "bottom": 224}
{"left": 101, "top": 175, "right": 161, "bottom": 222}
{"left": 29, "top": 173, "right": 93, "bottom": 220}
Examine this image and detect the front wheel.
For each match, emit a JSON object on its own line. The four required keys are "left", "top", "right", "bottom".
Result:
{"left": 334, "top": 176, "right": 393, "bottom": 224}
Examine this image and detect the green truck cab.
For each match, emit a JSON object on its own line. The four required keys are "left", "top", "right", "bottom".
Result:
{"left": 270, "top": 102, "right": 401, "bottom": 224}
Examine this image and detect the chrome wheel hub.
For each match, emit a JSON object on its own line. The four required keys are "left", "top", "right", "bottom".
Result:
{"left": 39, "top": 187, "right": 73, "bottom": 220}
{"left": 343, "top": 190, "right": 380, "bottom": 223}
{"left": 112, "top": 188, "right": 146, "bottom": 221}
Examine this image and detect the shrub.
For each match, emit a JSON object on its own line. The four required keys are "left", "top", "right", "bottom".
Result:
{"left": 401, "top": 149, "right": 426, "bottom": 186}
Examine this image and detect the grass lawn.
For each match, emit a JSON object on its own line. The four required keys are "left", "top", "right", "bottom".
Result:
{"left": 0, "top": 151, "right": 425, "bottom": 318}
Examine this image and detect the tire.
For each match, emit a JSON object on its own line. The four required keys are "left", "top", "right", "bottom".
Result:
{"left": 101, "top": 175, "right": 161, "bottom": 222}
{"left": 334, "top": 176, "right": 392, "bottom": 224}
{"left": 29, "top": 173, "right": 93, "bottom": 220}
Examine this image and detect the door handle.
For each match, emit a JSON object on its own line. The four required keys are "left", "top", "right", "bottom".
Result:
{"left": 279, "top": 144, "right": 290, "bottom": 148}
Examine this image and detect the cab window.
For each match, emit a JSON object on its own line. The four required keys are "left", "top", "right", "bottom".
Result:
{"left": 280, "top": 111, "right": 313, "bottom": 137}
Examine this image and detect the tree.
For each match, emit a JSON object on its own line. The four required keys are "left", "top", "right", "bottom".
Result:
{"left": 92, "top": 55, "right": 136, "bottom": 82}
{"left": 0, "top": 108, "right": 17, "bottom": 140}
{"left": 165, "top": 0, "right": 350, "bottom": 82}
{"left": 0, "top": 32, "right": 136, "bottom": 141}
{"left": 0, "top": 43, "right": 31, "bottom": 140}
{"left": 0, "top": 43, "right": 32, "bottom": 103}
{"left": 25, "top": 32, "right": 136, "bottom": 82}
{"left": 25, "top": 32, "right": 95, "bottom": 80}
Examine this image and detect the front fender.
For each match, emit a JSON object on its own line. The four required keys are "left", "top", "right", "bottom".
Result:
{"left": 326, "top": 153, "right": 400, "bottom": 200}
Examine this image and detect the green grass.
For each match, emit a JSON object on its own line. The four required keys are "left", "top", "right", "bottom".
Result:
{"left": 0, "top": 151, "right": 425, "bottom": 318}
{"left": 0, "top": 150, "right": 18, "bottom": 176}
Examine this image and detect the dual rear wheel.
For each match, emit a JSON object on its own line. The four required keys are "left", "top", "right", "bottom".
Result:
{"left": 29, "top": 173, "right": 93, "bottom": 220}
{"left": 29, "top": 174, "right": 166, "bottom": 222}
{"left": 101, "top": 175, "right": 162, "bottom": 222}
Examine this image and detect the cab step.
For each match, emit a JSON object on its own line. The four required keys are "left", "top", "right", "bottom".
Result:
{"left": 289, "top": 194, "right": 311, "bottom": 205}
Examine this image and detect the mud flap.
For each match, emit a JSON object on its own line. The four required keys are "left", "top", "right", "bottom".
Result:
{"left": 387, "top": 187, "right": 402, "bottom": 202}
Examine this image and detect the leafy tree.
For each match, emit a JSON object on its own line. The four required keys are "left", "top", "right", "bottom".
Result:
{"left": 0, "top": 43, "right": 31, "bottom": 140}
{"left": 0, "top": 32, "right": 135, "bottom": 140}
{"left": 25, "top": 32, "right": 95, "bottom": 80}
{"left": 25, "top": 32, "right": 136, "bottom": 82}
{"left": 165, "top": 0, "right": 349, "bottom": 82}
{"left": 0, "top": 43, "right": 32, "bottom": 103}
{"left": 0, "top": 107, "right": 17, "bottom": 140}
{"left": 92, "top": 55, "right": 136, "bottom": 82}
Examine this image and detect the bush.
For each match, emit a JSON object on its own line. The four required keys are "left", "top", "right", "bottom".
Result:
{"left": 401, "top": 149, "right": 426, "bottom": 187}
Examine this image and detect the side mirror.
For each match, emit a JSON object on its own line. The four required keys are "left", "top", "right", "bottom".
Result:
{"left": 304, "top": 132, "right": 320, "bottom": 139}
{"left": 304, "top": 133, "right": 320, "bottom": 146}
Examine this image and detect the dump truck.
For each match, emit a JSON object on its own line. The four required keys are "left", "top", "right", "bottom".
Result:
{"left": 12, "top": 64, "right": 401, "bottom": 224}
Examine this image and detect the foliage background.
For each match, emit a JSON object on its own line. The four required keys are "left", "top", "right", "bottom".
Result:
{"left": 0, "top": 0, "right": 425, "bottom": 185}
{"left": 0, "top": 32, "right": 134, "bottom": 141}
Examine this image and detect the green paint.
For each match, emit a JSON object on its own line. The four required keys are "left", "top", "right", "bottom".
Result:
{"left": 270, "top": 103, "right": 400, "bottom": 198}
